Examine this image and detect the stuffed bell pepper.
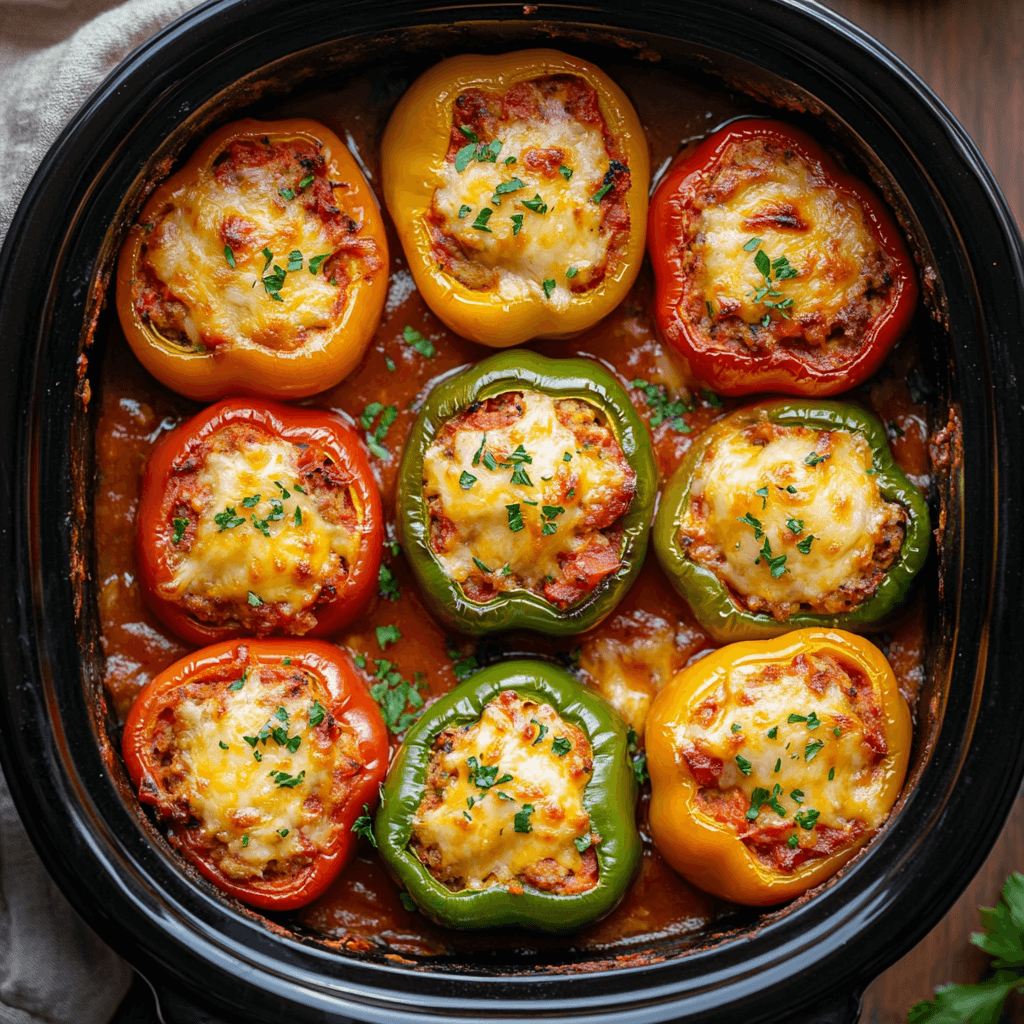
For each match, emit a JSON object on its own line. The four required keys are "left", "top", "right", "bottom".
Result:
{"left": 373, "top": 659, "right": 641, "bottom": 931}
{"left": 396, "top": 351, "right": 657, "bottom": 636}
{"left": 653, "top": 399, "right": 929, "bottom": 643}
{"left": 381, "top": 49, "right": 649, "bottom": 346}
{"left": 646, "top": 629, "right": 911, "bottom": 905}
{"left": 648, "top": 118, "right": 918, "bottom": 397}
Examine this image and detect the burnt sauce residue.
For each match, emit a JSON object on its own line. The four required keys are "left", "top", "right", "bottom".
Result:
{"left": 93, "top": 63, "right": 932, "bottom": 957}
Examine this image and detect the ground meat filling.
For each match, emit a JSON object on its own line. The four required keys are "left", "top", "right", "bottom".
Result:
{"left": 681, "top": 652, "right": 886, "bottom": 873}
{"left": 410, "top": 690, "right": 597, "bottom": 894}
{"left": 160, "top": 422, "right": 361, "bottom": 634}
{"left": 423, "top": 390, "right": 635, "bottom": 609}
{"left": 426, "top": 75, "right": 631, "bottom": 298}
{"left": 135, "top": 135, "right": 382, "bottom": 352}
{"left": 142, "top": 659, "right": 364, "bottom": 883}
{"left": 675, "top": 136, "right": 900, "bottom": 370}
{"left": 681, "top": 417, "right": 907, "bottom": 622}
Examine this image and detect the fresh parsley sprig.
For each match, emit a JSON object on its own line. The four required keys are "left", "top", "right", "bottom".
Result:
{"left": 909, "top": 873, "right": 1024, "bottom": 1023}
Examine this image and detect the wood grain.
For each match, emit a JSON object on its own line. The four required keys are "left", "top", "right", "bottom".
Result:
{"left": 816, "top": 4, "right": 1024, "bottom": 1020}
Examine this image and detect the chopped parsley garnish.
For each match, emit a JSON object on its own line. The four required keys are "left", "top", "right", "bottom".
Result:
{"left": 459, "top": 470, "right": 476, "bottom": 490}
{"left": 511, "top": 213, "right": 523, "bottom": 236}
{"left": 806, "top": 711, "right": 821, "bottom": 730}
{"left": 471, "top": 208, "right": 494, "bottom": 232}
{"left": 471, "top": 433, "right": 487, "bottom": 466}
{"left": 472, "top": 557, "right": 492, "bottom": 574}
{"left": 223, "top": 244, "right": 236, "bottom": 268}
{"left": 171, "top": 517, "right": 188, "bottom": 544}
{"left": 298, "top": 173, "right": 314, "bottom": 190}
{"left": 385, "top": 356, "right": 396, "bottom": 372}
{"left": 214, "top": 507, "right": 245, "bottom": 531}
{"left": 804, "top": 739, "right": 825, "bottom": 762}
{"left": 446, "top": 638, "right": 479, "bottom": 682}
{"left": 735, "top": 754, "right": 752, "bottom": 776}
{"left": 551, "top": 736, "right": 572, "bottom": 757}
{"left": 531, "top": 719, "right": 549, "bottom": 745}
{"left": 755, "top": 486, "right": 769, "bottom": 509}
{"left": 361, "top": 402, "right": 399, "bottom": 460}
{"left": 794, "top": 808, "right": 820, "bottom": 830}
{"left": 574, "top": 835, "right": 591, "bottom": 853}
{"left": 368, "top": 658, "right": 426, "bottom": 735}
{"left": 522, "top": 194, "right": 548, "bottom": 214}
{"left": 787, "top": 834, "right": 800, "bottom": 849}
{"left": 378, "top": 564, "right": 400, "bottom": 601}
{"left": 309, "top": 700, "right": 326, "bottom": 727}
{"left": 513, "top": 804, "right": 536, "bottom": 833}
{"left": 493, "top": 176, "right": 525, "bottom": 197}
{"left": 791, "top": 789, "right": 805, "bottom": 803}
{"left": 566, "top": 266, "right": 578, "bottom": 278}
{"left": 747, "top": 242, "right": 799, "bottom": 321}
{"left": 278, "top": 187, "right": 295, "bottom": 200}
{"left": 559, "top": 165, "right": 573, "bottom": 180}
{"left": 247, "top": 591, "right": 263, "bottom": 607}
{"left": 786, "top": 518, "right": 805, "bottom": 535}
{"left": 510, "top": 464, "right": 533, "bottom": 486}
{"left": 804, "top": 451, "right": 829, "bottom": 467}
{"left": 269, "top": 769, "right": 305, "bottom": 789}
{"left": 376, "top": 624, "right": 401, "bottom": 650}
{"left": 797, "top": 534, "right": 816, "bottom": 555}
{"left": 466, "top": 756, "right": 513, "bottom": 791}
{"left": 737, "top": 512, "right": 764, "bottom": 539}
{"left": 631, "top": 377, "right": 694, "bottom": 432}
{"left": 563, "top": 451, "right": 572, "bottom": 462}
{"left": 788, "top": 713, "right": 807, "bottom": 723}
{"left": 287, "top": 250, "right": 303, "bottom": 272}
{"left": 228, "top": 669, "right": 248, "bottom": 692}
{"left": 218, "top": 740, "right": 229, "bottom": 750}
{"left": 455, "top": 135, "right": 503, "bottom": 171}
{"left": 542, "top": 278, "right": 556, "bottom": 299}
{"left": 278, "top": 828, "right": 290, "bottom": 838}
{"left": 506, "top": 503, "right": 524, "bottom": 532}
{"left": 403, "top": 325, "right": 435, "bottom": 358}
{"left": 755, "top": 536, "right": 788, "bottom": 577}
{"left": 834, "top": 726, "right": 842, "bottom": 738}
{"left": 458, "top": 204, "right": 471, "bottom": 218}
{"left": 351, "top": 804, "right": 377, "bottom": 847}
{"left": 828, "top": 767, "right": 836, "bottom": 781}
{"left": 745, "top": 786, "right": 771, "bottom": 821}
{"left": 767, "top": 726, "right": 778, "bottom": 739}
{"left": 775, "top": 758, "right": 782, "bottom": 773}
{"left": 241, "top": 834, "right": 250, "bottom": 847}
{"left": 293, "top": 506, "right": 302, "bottom": 526}
{"left": 308, "top": 252, "right": 330, "bottom": 275}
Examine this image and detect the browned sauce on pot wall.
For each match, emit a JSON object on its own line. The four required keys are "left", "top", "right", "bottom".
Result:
{"left": 93, "top": 62, "right": 930, "bottom": 954}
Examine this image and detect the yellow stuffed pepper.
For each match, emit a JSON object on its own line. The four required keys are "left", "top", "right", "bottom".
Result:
{"left": 646, "top": 629, "right": 910, "bottom": 906}
{"left": 381, "top": 49, "right": 650, "bottom": 346}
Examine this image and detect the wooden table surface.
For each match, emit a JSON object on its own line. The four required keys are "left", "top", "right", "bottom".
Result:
{"left": 816, "top": 4, "right": 1024, "bottom": 1020}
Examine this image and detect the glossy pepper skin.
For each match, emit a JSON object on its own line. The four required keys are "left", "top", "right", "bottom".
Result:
{"left": 396, "top": 350, "right": 657, "bottom": 636}
{"left": 646, "top": 629, "right": 911, "bottom": 905}
{"left": 380, "top": 49, "right": 650, "bottom": 347}
{"left": 374, "top": 659, "right": 641, "bottom": 931}
{"left": 116, "top": 118, "right": 388, "bottom": 401}
{"left": 137, "top": 398, "right": 383, "bottom": 646}
{"left": 648, "top": 118, "right": 918, "bottom": 397}
{"left": 122, "top": 639, "right": 389, "bottom": 911}
{"left": 653, "top": 399, "right": 930, "bottom": 643}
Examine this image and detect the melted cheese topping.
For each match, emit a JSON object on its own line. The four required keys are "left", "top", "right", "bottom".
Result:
{"left": 423, "top": 391, "right": 628, "bottom": 591}
{"left": 144, "top": 153, "right": 343, "bottom": 351}
{"left": 412, "top": 694, "right": 592, "bottom": 890}
{"left": 166, "top": 434, "right": 361, "bottom": 616}
{"left": 432, "top": 105, "right": 614, "bottom": 307}
{"left": 677, "top": 654, "right": 889, "bottom": 831}
{"left": 683, "top": 424, "right": 891, "bottom": 605}
{"left": 173, "top": 668, "right": 339, "bottom": 877}
{"left": 698, "top": 150, "right": 880, "bottom": 327}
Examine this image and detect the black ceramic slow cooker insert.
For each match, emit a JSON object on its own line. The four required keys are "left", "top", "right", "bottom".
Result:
{"left": 0, "top": 2, "right": 1022, "bottom": 1023}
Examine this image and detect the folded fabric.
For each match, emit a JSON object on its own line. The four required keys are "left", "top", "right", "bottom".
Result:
{"left": 0, "top": 3, "right": 205, "bottom": 1021}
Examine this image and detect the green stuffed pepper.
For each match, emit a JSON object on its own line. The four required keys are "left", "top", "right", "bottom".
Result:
{"left": 654, "top": 399, "right": 930, "bottom": 643}
{"left": 373, "top": 659, "right": 641, "bottom": 932}
{"left": 396, "top": 351, "right": 657, "bottom": 636}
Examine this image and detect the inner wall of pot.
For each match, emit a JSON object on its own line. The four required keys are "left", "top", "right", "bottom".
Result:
{"left": 81, "top": 19, "right": 958, "bottom": 971}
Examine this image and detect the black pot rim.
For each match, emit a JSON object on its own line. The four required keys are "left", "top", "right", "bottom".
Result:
{"left": 0, "top": 2, "right": 1022, "bottom": 1022}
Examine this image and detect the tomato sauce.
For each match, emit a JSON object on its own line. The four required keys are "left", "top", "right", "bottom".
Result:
{"left": 93, "top": 61, "right": 931, "bottom": 954}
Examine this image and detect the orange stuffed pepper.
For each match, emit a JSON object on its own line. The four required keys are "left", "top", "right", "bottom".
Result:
{"left": 381, "top": 49, "right": 649, "bottom": 346}
{"left": 646, "top": 629, "right": 910, "bottom": 905}
{"left": 117, "top": 118, "right": 388, "bottom": 400}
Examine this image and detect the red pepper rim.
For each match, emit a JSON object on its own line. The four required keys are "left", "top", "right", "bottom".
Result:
{"left": 136, "top": 398, "right": 383, "bottom": 646}
{"left": 121, "top": 638, "right": 389, "bottom": 911}
{"left": 648, "top": 117, "right": 919, "bottom": 397}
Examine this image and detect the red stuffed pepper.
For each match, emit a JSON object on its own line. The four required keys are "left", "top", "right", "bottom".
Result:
{"left": 137, "top": 399, "right": 383, "bottom": 646}
{"left": 122, "top": 639, "right": 389, "bottom": 910}
{"left": 648, "top": 118, "right": 918, "bottom": 397}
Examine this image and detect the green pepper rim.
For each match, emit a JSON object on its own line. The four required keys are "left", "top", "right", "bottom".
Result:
{"left": 653, "top": 399, "right": 931, "bottom": 643}
{"left": 396, "top": 351, "right": 657, "bottom": 636}
{"left": 373, "top": 659, "right": 641, "bottom": 932}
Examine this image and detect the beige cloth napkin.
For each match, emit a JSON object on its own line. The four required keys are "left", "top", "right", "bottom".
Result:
{"left": 0, "top": 4, "right": 205, "bottom": 1021}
